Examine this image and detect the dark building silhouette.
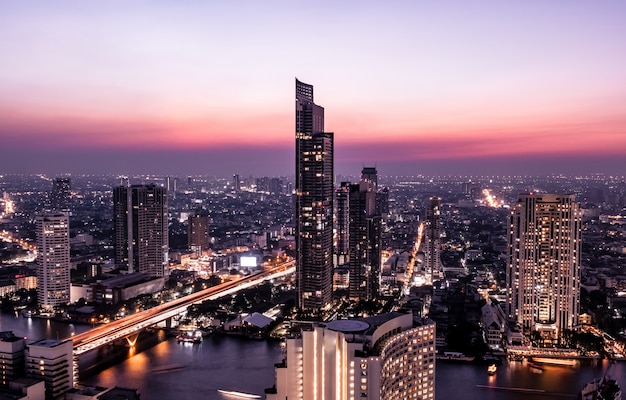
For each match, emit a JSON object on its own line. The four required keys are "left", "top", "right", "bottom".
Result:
{"left": 295, "top": 78, "right": 334, "bottom": 311}
{"left": 188, "top": 210, "right": 210, "bottom": 256}
{"left": 114, "top": 184, "right": 169, "bottom": 277}
{"left": 347, "top": 168, "right": 381, "bottom": 300}
{"left": 424, "top": 197, "right": 442, "bottom": 282}
{"left": 50, "top": 177, "right": 71, "bottom": 214}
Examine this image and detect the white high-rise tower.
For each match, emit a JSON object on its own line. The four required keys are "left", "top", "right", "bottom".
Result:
{"left": 36, "top": 213, "right": 70, "bottom": 309}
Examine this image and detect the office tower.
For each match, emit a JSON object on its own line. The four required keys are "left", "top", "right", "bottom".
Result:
{"left": 423, "top": 197, "right": 443, "bottom": 283}
{"left": 113, "top": 184, "right": 169, "bottom": 277}
{"left": 335, "top": 182, "right": 351, "bottom": 267}
{"left": 295, "top": 79, "right": 334, "bottom": 311}
{"left": 36, "top": 213, "right": 70, "bottom": 309}
{"left": 267, "top": 313, "right": 436, "bottom": 400}
{"left": 506, "top": 193, "right": 582, "bottom": 339}
{"left": 25, "top": 339, "right": 74, "bottom": 400}
{"left": 348, "top": 168, "right": 382, "bottom": 300}
{"left": 233, "top": 174, "right": 240, "bottom": 193}
{"left": 0, "top": 331, "right": 26, "bottom": 386}
{"left": 50, "top": 178, "right": 71, "bottom": 214}
{"left": 188, "top": 210, "right": 210, "bottom": 257}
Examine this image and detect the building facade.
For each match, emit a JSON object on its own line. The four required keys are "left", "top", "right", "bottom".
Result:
{"left": 348, "top": 168, "right": 382, "bottom": 301}
{"left": 295, "top": 78, "right": 334, "bottom": 311}
{"left": 506, "top": 193, "right": 582, "bottom": 338}
{"left": 187, "top": 210, "right": 210, "bottom": 257}
{"left": 113, "top": 184, "right": 169, "bottom": 277}
{"left": 267, "top": 313, "right": 435, "bottom": 400}
{"left": 423, "top": 197, "right": 442, "bottom": 283}
{"left": 36, "top": 213, "right": 70, "bottom": 309}
{"left": 50, "top": 178, "right": 71, "bottom": 215}
{"left": 25, "top": 339, "right": 73, "bottom": 400}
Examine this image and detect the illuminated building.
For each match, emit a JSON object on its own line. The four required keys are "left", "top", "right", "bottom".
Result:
{"left": 335, "top": 182, "right": 351, "bottom": 267}
{"left": 506, "top": 193, "right": 582, "bottom": 339}
{"left": 423, "top": 197, "right": 442, "bottom": 283}
{"left": 188, "top": 210, "right": 210, "bottom": 257}
{"left": 113, "top": 184, "right": 169, "bottom": 278}
{"left": 266, "top": 313, "right": 435, "bottom": 400}
{"left": 348, "top": 167, "right": 381, "bottom": 300}
{"left": 36, "top": 213, "right": 70, "bottom": 309}
{"left": 25, "top": 340, "right": 73, "bottom": 400}
{"left": 295, "top": 78, "right": 334, "bottom": 311}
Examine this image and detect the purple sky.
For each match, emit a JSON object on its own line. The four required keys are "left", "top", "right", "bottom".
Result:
{"left": 1, "top": 1, "right": 625, "bottom": 177}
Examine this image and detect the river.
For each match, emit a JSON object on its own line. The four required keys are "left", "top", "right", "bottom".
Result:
{"left": 1, "top": 312, "right": 624, "bottom": 399}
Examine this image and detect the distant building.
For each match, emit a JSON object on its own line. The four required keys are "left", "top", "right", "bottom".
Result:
{"left": 89, "top": 273, "right": 165, "bottom": 304}
{"left": 506, "top": 193, "right": 582, "bottom": 339}
{"left": 36, "top": 213, "right": 70, "bottom": 309}
{"left": 424, "top": 197, "right": 442, "bottom": 283}
{"left": 267, "top": 313, "right": 435, "bottom": 400}
{"left": 113, "top": 184, "right": 169, "bottom": 278}
{"left": 295, "top": 79, "right": 334, "bottom": 311}
{"left": 25, "top": 340, "right": 73, "bottom": 400}
{"left": 49, "top": 178, "right": 71, "bottom": 215}
{"left": 335, "top": 182, "right": 351, "bottom": 266}
{"left": 187, "top": 210, "right": 210, "bottom": 257}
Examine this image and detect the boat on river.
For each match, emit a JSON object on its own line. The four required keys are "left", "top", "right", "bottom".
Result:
{"left": 487, "top": 364, "right": 497, "bottom": 375}
{"left": 531, "top": 357, "right": 577, "bottom": 366}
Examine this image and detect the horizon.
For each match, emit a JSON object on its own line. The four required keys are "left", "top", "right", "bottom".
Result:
{"left": 1, "top": 1, "right": 625, "bottom": 176}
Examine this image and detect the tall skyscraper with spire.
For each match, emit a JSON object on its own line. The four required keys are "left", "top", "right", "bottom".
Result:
{"left": 295, "top": 78, "right": 334, "bottom": 311}
{"left": 506, "top": 193, "right": 582, "bottom": 339}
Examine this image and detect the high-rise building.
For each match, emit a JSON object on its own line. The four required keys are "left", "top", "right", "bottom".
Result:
{"left": 233, "top": 174, "right": 240, "bottom": 193}
{"left": 335, "top": 181, "right": 351, "bottom": 267}
{"left": 295, "top": 78, "right": 334, "bottom": 311}
{"left": 113, "top": 184, "right": 169, "bottom": 277}
{"left": 506, "top": 193, "right": 582, "bottom": 339}
{"left": 188, "top": 210, "right": 210, "bottom": 257}
{"left": 25, "top": 339, "right": 73, "bottom": 400}
{"left": 348, "top": 168, "right": 382, "bottom": 300}
{"left": 266, "top": 313, "right": 436, "bottom": 400}
{"left": 423, "top": 197, "right": 442, "bottom": 283}
{"left": 36, "top": 213, "right": 70, "bottom": 309}
{"left": 50, "top": 178, "right": 71, "bottom": 214}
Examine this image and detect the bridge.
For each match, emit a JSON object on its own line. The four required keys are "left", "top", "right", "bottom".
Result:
{"left": 71, "top": 260, "right": 295, "bottom": 356}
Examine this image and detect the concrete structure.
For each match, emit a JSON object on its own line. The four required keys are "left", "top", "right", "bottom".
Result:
{"left": 267, "top": 313, "right": 435, "bottom": 400}
{"left": 113, "top": 184, "right": 168, "bottom": 277}
{"left": 295, "top": 78, "right": 334, "bottom": 311}
{"left": 36, "top": 214, "right": 70, "bottom": 309}
{"left": 506, "top": 193, "right": 582, "bottom": 339}
{"left": 480, "top": 303, "right": 507, "bottom": 350}
{"left": 348, "top": 168, "right": 382, "bottom": 301}
{"left": 49, "top": 178, "right": 71, "bottom": 215}
{"left": 0, "top": 332, "right": 26, "bottom": 386}
{"left": 187, "top": 210, "right": 210, "bottom": 257}
{"left": 0, "top": 379, "right": 45, "bottom": 400}
{"left": 423, "top": 197, "right": 442, "bottom": 283}
{"left": 25, "top": 340, "right": 73, "bottom": 400}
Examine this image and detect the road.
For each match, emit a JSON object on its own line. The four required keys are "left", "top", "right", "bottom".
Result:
{"left": 71, "top": 260, "right": 295, "bottom": 355}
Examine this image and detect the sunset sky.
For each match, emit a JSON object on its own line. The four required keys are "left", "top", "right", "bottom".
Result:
{"left": 1, "top": 1, "right": 625, "bottom": 176}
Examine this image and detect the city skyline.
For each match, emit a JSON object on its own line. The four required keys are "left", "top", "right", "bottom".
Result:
{"left": 1, "top": 1, "right": 626, "bottom": 176}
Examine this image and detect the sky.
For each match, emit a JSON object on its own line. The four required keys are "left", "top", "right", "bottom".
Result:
{"left": 1, "top": 1, "right": 625, "bottom": 177}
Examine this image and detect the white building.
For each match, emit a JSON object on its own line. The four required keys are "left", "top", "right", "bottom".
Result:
{"left": 36, "top": 214, "right": 70, "bottom": 309}
{"left": 267, "top": 313, "right": 435, "bottom": 400}
{"left": 506, "top": 194, "right": 582, "bottom": 339}
{"left": 25, "top": 340, "right": 73, "bottom": 400}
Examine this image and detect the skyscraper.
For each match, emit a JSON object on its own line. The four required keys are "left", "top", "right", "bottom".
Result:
{"left": 295, "top": 78, "right": 334, "bottom": 311}
{"left": 36, "top": 213, "right": 70, "bottom": 309}
{"left": 266, "top": 313, "right": 436, "bottom": 400}
{"left": 188, "top": 210, "right": 210, "bottom": 257}
{"left": 50, "top": 177, "right": 71, "bottom": 214}
{"left": 424, "top": 197, "right": 442, "bottom": 283}
{"left": 348, "top": 168, "right": 382, "bottom": 300}
{"left": 113, "top": 184, "right": 169, "bottom": 277}
{"left": 506, "top": 193, "right": 582, "bottom": 339}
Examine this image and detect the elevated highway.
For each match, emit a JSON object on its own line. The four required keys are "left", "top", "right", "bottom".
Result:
{"left": 71, "top": 261, "right": 295, "bottom": 355}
